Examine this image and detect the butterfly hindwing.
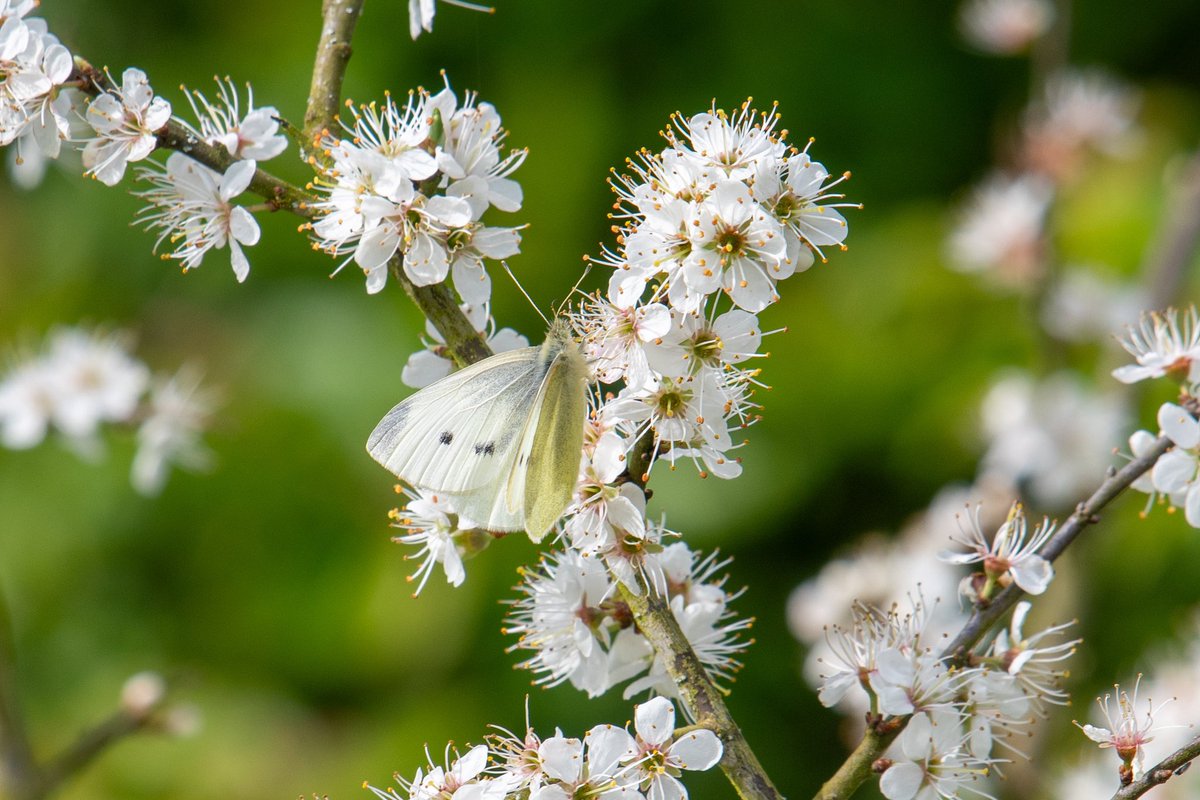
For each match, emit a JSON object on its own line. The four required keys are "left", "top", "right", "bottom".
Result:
{"left": 522, "top": 339, "right": 588, "bottom": 542}
{"left": 366, "top": 346, "right": 548, "bottom": 495}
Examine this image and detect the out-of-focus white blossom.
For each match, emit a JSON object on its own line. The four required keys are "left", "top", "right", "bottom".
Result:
{"left": 82, "top": 67, "right": 171, "bottom": 186}
{"left": 947, "top": 173, "right": 1052, "bottom": 286}
{"left": 131, "top": 366, "right": 213, "bottom": 495}
{"left": 1041, "top": 266, "right": 1147, "bottom": 343}
{"left": 0, "top": 327, "right": 213, "bottom": 493}
{"left": 979, "top": 370, "right": 1127, "bottom": 510}
{"left": 1023, "top": 69, "right": 1140, "bottom": 180}
{"left": 959, "top": 0, "right": 1053, "bottom": 54}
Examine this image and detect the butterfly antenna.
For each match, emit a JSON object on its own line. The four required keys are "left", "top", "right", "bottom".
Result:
{"left": 556, "top": 262, "right": 593, "bottom": 317}
{"left": 501, "top": 261, "right": 551, "bottom": 327}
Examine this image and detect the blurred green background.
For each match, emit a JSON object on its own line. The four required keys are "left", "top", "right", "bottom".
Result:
{"left": 2, "top": 1, "right": 1200, "bottom": 798}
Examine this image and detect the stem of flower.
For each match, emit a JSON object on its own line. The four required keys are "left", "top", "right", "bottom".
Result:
{"left": 1111, "top": 733, "right": 1200, "bottom": 799}
{"left": 0, "top": 581, "right": 39, "bottom": 799}
{"left": 616, "top": 581, "right": 783, "bottom": 800}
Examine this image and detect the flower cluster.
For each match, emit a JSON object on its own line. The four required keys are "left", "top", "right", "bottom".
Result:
{"left": 0, "top": 8, "right": 282, "bottom": 277}
{"left": 310, "top": 82, "right": 525, "bottom": 295}
{"left": 1117, "top": 308, "right": 1200, "bottom": 528}
{"left": 815, "top": 595, "right": 1076, "bottom": 797}
{"left": 568, "top": 101, "right": 853, "bottom": 491}
{"left": 0, "top": 2, "right": 75, "bottom": 178}
{"left": 504, "top": 540, "right": 750, "bottom": 700}
{"left": 0, "top": 326, "right": 213, "bottom": 494}
{"left": 134, "top": 78, "right": 288, "bottom": 281}
{"left": 367, "top": 697, "right": 722, "bottom": 800}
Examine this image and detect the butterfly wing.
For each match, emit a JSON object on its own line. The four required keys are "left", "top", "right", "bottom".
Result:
{"left": 521, "top": 337, "right": 588, "bottom": 542}
{"left": 366, "top": 346, "right": 547, "bottom": 495}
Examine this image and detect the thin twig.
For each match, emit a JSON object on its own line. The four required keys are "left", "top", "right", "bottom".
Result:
{"left": 938, "top": 434, "right": 1172, "bottom": 663}
{"left": 34, "top": 710, "right": 153, "bottom": 799}
{"left": 0, "top": 582, "right": 38, "bottom": 799}
{"left": 155, "top": 121, "right": 316, "bottom": 216}
{"left": 303, "top": 0, "right": 366, "bottom": 156}
{"left": 68, "top": 59, "right": 316, "bottom": 217}
{"left": 1112, "top": 734, "right": 1200, "bottom": 799}
{"left": 1141, "top": 149, "right": 1200, "bottom": 310}
{"left": 811, "top": 435, "right": 1174, "bottom": 800}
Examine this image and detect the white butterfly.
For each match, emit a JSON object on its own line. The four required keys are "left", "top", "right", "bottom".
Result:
{"left": 367, "top": 318, "right": 588, "bottom": 542}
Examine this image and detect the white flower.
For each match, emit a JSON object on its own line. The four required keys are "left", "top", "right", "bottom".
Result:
{"left": 181, "top": 76, "right": 287, "bottom": 161}
{"left": 0, "top": 355, "right": 57, "bottom": 448}
{"left": 131, "top": 367, "right": 213, "bottom": 495}
{"left": 590, "top": 697, "right": 722, "bottom": 800}
{"left": 0, "top": 16, "right": 73, "bottom": 150}
{"left": 938, "top": 503, "right": 1056, "bottom": 598}
{"left": 624, "top": 591, "right": 750, "bottom": 700}
{"left": 755, "top": 146, "right": 854, "bottom": 263}
{"left": 575, "top": 296, "right": 671, "bottom": 390}
{"left": 41, "top": 328, "right": 149, "bottom": 442}
{"left": 504, "top": 549, "right": 619, "bottom": 696}
{"left": 607, "top": 371, "right": 737, "bottom": 453}
{"left": 82, "top": 67, "right": 171, "bottom": 186}
{"left": 946, "top": 173, "right": 1052, "bottom": 286}
{"left": 667, "top": 103, "right": 787, "bottom": 182}
{"left": 986, "top": 600, "right": 1077, "bottom": 707}
{"left": 429, "top": 84, "right": 526, "bottom": 213}
{"left": 136, "top": 153, "right": 261, "bottom": 281}
{"left": 879, "top": 711, "right": 991, "bottom": 800}
{"left": 311, "top": 87, "right": 522, "bottom": 295}
{"left": 1113, "top": 307, "right": 1200, "bottom": 386}
{"left": 389, "top": 490, "right": 478, "bottom": 595}
{"left": 1076, "top": 676, "right": 1176, "bottom": 780}
{"left": 959, "top": 0, "right": 1053, "bottom": 54}
{"left": 407, "top": 0, "right": 494, "bottom": 39}
{"left": 682, "top": 181, "right": 788, "bottom": 312}
{"left": 1147, "top": 402, "right": 1200, "bottom": 527}
{"left": 644, "top": 307, "right": 762, "bottom": 381}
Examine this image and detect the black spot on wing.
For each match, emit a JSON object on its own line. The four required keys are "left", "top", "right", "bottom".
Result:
{"left": 474, "top": 441, "right": 496, "bottom": 456}
{"left": 439, "top": 431, "right": 453, "bottom": 445}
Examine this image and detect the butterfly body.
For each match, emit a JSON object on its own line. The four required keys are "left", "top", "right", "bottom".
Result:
{"left": 367, "top": 319, "right": 587, "bottom": 542}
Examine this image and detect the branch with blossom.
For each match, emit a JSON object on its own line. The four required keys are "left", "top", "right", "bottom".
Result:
{"left": 5, "top": 1, "right": 1200, "bottom": 800}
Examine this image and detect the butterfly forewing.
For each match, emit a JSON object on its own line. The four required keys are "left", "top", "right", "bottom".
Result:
{"left": 366, "top": 347, "right": 547, "bottom": 495}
